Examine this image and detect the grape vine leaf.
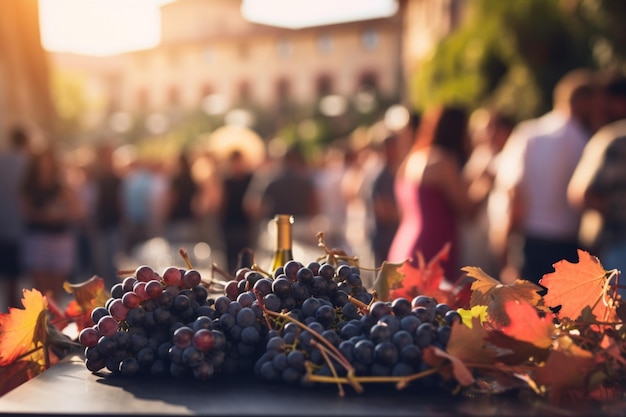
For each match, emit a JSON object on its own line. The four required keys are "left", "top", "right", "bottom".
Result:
{"left": 423, "top": 345, "right": 475, "bottom": 386}
{"left": 0, "top": 289, "right": 48, "bottom": 366}
{"left": 63, "top": 275, "right": 110, "bottom": 331}
{"left": 374, "top": 243, "right": 451, "bottom": 303}
{"left": 500, "top": 300, "right": 555, "bottom": 349}
{"left": 484, "top": 329, "right": 550, "bottom": 365}
{"left": 539, "top": 249, "right": 618, "bottom": 323}
{"left": 0, "top": 360, "right": 41, "bottom": 397}
{"left": 456, "top": 305, "right": 488, "bottom": 328}
{"left": 461, "top": 266, "right": 543, "bottom": 327}
{"left": 372, "top": 260, "right": 405, "bottom": 301}
{"left": 446, "top": 317, "right": 498, "bottom": 365}
{"left": 532, "top": 350, "right": 596, "bottom": 405}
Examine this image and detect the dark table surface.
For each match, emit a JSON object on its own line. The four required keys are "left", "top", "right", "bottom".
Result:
{"left": 0, "top": 355, "right": 624, "bottom": 417}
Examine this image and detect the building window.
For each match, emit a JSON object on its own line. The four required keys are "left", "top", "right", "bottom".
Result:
{"left": 316, "top": 74, "right": 333, "bottom": 98}
{"left": 137, "top": 88, "right": 149, "bottom": 110}
{"left": 276, "top": 38, "right": 292, "bottom": 58}
{"left": 361, "top": 28, "right": 379, "bottom": 50}
{"left": 200, "top": 83, "right": 213, "bottom": 101}
{"left": 358, "top": 72, "right": 379, "bottom": 92}
{"left": 238, "top": 80, "right": 251, "bottom": 102}
{"left": 168, "top": 86, "right": 180, "bottom": 106}
{"left": 276, "top": 77, "right": 290, "bottom": 104}
{"left": 317, "top": 33, "right": 333, "bottom": 54}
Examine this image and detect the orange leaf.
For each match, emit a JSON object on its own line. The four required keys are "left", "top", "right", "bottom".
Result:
{"left": 63, "top": 275, "right": 110, "bottom": 331}
{"left": 533, "top": 350, "right": 595, "bottom": 405}
{"left": 500, "top": 300, "right": 555, "bottom": 349}
{"left": 484, "top": 329, "right": 550, "bottom": 365}
{"left": 539, "top": 249, "right": 618, "bottom": 322}
{"left": 422, "top": 345, "right": 475, "bottom": 386}
{"left": 384, "top": 243, "right": 452, "bottom": 303}
{"left": 462, "top": 266, "right": 543, "bottom": 327}
{"left": 446, "top": 317, "right": 498, "bottom": 365}
{"left": 0, "top": 289, "right": 48, "bottom": 366}
{"left": 0, "top": 360, "right": 42, "bottom": 397}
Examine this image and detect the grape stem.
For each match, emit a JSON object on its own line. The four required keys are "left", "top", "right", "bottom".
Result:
{"left": 251, "top": 263, "right": 273, "bottom": 278}
{"left": 178, "top": 248, "right": 193, "bottom": 269}
{"left": 312, "top": 340, "right": 345, "bottom": 397}
{"left": 254, "top": 291, "right": 363, "bottom": 393}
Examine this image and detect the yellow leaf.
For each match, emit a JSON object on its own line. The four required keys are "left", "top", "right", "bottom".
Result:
{"left": 0, "top": 289, "right": 48, "bottom": 366}
{"left": 457, "top": 305, "right": 488, "bottom": 328}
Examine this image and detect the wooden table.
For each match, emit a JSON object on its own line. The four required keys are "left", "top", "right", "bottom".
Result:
{"left": 0, "top": 355, "right": 623, "bottom": 416}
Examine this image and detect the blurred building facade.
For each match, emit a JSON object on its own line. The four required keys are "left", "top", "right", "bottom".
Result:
{"left": 0, "top": 0, "right": 467, "bottom": 144}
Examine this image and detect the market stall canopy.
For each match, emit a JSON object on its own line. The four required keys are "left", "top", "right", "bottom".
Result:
{"left": 201, "top": 125, "right": 266, "bottom": 169}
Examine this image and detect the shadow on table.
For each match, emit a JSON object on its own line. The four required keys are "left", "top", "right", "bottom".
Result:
{"left": 91, "top": 369, "right": 599, "bottom": 417}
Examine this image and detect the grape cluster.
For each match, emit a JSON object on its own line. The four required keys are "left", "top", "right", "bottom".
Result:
{"left": 78, "top": 265, "right": 226, "bottom": 380}
{"left": 251, "top": 261, "right": 461, "bottom": 386}
{"left": 78, "top": 257, "right": 463, "bottom": 391}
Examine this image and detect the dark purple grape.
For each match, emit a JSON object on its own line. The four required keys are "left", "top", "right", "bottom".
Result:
{"left": 318, "top": 263, "right": 335, "bottom": 281}
{"left": 283, "top": 260, "right": 301, "bottom": 282}
{"left": 374, "top": 340, "right": 399, "bottom": 366}
{"left": 272, "top": 277, "right": 293, "bottom": 298}
{"left": 182, "top": 269, "right": 202, "bottom": 288}
{"left": 391, "top": 297, "right": 412, "bottom": 317}
{"left": 369, "top": 301, "right": 392, "bottom": 320}
{"left": 253, "top": 278, "right": 273, "bottom": 297}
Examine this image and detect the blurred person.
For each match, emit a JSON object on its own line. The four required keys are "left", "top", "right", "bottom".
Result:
{"left": 341, "top": 126, "right": 384, "bottom": 278}
{"left": 460, "top": 109, "right": 514, "bottom": 276}
{"left": 311, "top": 139, "right": 351, "bottom": 253}
{"left": 492, "top": 68, "right": 599, "bottom": 286}
{"left": 370, "top": 132, "right": 403, "bottom": 268}
{"left": 120, "top": 156, "right": 157, "bottom": 253}
{"left": 219, "top": 149, "right": 254, "bottom": 274}
{"left": 244, "top": 142, "right": 320, "bottom": 251}
{"left": 0, "top": 126, "right": 31, "bottom": 310}
{"left": 244, "top": 143, "right": 319, "bottom": 222}
{"left": 568, "top": 73, "right": 626, "bottom": 294}
{"left": 387, "top": 105, "right": 490, "bottom": 284}
{"left": 90, "top": 142, "right": 123, "bottom": 290}
{"left": 19, "top": 147, "right": 82, "bottom": 305}
{"left": 64, "top": 152, "right": 97, "bottom": 284}
{"left": 163, "top": 150, "right": 201, "bottom": 244}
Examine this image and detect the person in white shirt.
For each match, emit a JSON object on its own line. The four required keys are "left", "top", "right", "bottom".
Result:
{"left": 489, "top": 68, "right": 601, "bottom": 286}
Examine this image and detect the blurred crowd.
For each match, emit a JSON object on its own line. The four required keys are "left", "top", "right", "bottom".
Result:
{"left": 2, "top": 66, "right": 626, "bottom": 311}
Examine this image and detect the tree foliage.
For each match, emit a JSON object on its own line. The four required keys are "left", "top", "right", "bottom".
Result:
{"left": 410, "top": 0, "right": 626, "bottom": 122}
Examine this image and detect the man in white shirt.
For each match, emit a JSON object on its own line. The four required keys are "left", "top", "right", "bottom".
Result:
{"left": 489, "top": 68, "right": 600, "bottom": 286}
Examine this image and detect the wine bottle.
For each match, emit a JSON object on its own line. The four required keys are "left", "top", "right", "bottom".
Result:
{"left": 269, "top": 214, "right": 294, "bottom": 274}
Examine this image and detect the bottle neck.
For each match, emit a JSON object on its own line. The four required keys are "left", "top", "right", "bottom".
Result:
{"left": 275, "top": 214, "right": 293, "bottom": 251}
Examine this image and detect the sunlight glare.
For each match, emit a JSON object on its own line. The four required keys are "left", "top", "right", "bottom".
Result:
{"left": 39, "top": 0, "right": 168, "bottom": 56}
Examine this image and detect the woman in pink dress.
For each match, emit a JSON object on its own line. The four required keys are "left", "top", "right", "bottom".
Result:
{"left": 387, "top": 105, "right": 491, "bottom": 284}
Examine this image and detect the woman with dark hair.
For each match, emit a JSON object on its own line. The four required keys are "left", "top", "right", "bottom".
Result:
{"left": 387, "top": 105, "right": 490, "bottom": 284}
{"left": 20, "top": 147, "right": 81, "bottom": 304}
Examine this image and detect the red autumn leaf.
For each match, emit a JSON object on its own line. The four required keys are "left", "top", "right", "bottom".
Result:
{"left": 539, "top": 249, "right": 618, "bottom": 323}
{"left": 422, "top": 345, "right": 475, "bottom": 386}
{"left": 63, "top": 275, "right": 110, "bottom": 331}
{"left": 484, "top": 329, "right": 550, "bottom": 365}
{"left": 0, "top": 360, "right": 41, "bottom": 397}
{"left": 446, "top": 317, "right": 498, "bottom": 365}
{"left": 0, "top": 289, "right": 48, "bottom": 366}
{"left": 500, "top": 300, "right": 555, "bottom": 349}
{"left": 376, "top": 243, "right": 452, "bottom": 303}
{"left": 533, "top": 350, "right": 596, "bottom": 405}
{"left": 462, "top": 266, "right": 543, "bottom": 327}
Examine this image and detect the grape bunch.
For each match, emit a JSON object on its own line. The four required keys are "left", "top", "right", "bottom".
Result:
{"left": 78, "top": 255, "right": 463, "bottom": 392}
{"left": 251, "top": 259, "right": 462, "bottom": 388}
{"left": 78, "top": 265, "right": 226, "bottom": 381}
